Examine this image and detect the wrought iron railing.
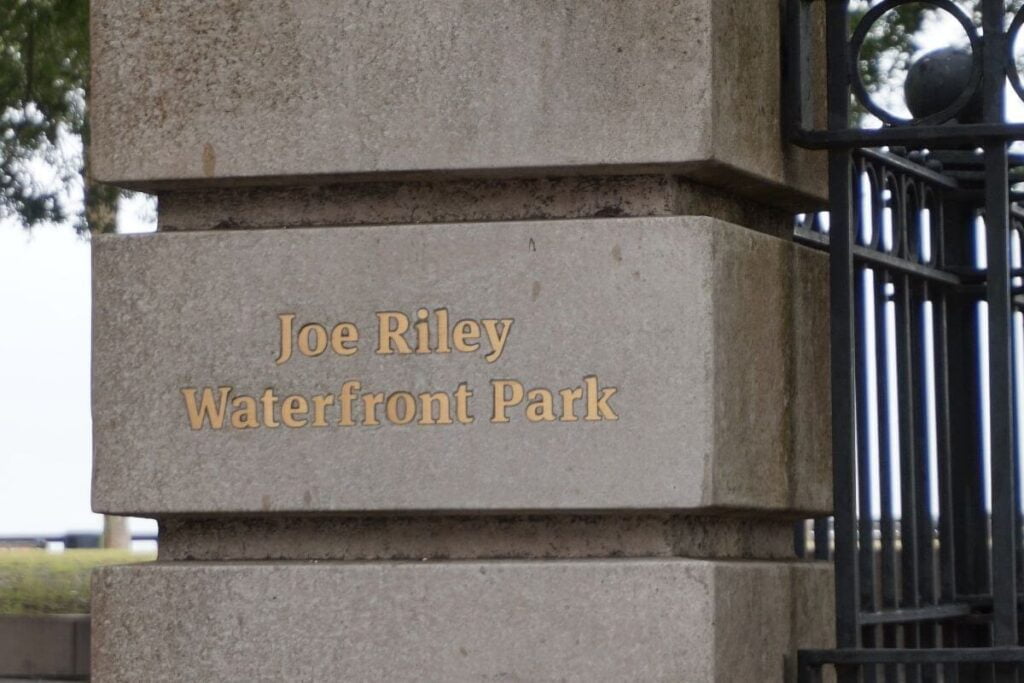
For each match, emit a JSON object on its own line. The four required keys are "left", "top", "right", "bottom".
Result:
{"left": 787, "top": 0, "right": 1024, "bottom": 679}
{"left": 794, "top": 146, "right": 1024, "bottom": 680}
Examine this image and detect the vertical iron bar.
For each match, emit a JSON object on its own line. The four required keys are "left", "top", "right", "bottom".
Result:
{"left": 932, "top": 203, "right": 960, "bottom": 682}
{"left": 934, "top": 295, "right": 960, "bottom": 683}
{"left": 856, "top": 158, "right": 880, "bottom": 679}
{"left": 912, "top": 276, "right": 938, "bottom": 682}
{"left": 945, "top": 203, "right": 991, "bottom": 683}
{"left": 815, "top": 517, "right": 832, "bottom": 561}
{"left": 909, "top": 184, "right": 937, "bottom": 681}
{"left": 917, "top": 278, "right": 937, "bottom": 683}
{"left": 855, "top": 170, "right": 879, "bottom": 683}
{"left": 987, "top": 143, "right": 1019, "bottom": 663}
{"left": 782, "top": 0, "right": 813, "bottom": 143}
{"left": 795, "top": 520, "right": 808, "bottom": 559}
{"left": 896, "top": 267, "right": 922, "bottom": 683}
{"left": 825, "top": 6, "right": 859, "bottom": 683}
{"left": 1013, "top": 225, "right": 1024, "bottom": 611}
{"left": 981, "top": 3, "right": 1019, "bottom": 680}
{"left": 876, "top": 267, "right": 900, "bottom": 683}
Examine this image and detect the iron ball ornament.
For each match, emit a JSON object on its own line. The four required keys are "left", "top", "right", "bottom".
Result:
{"left": 904, "top": 47, "right": 982, "bottom": 123}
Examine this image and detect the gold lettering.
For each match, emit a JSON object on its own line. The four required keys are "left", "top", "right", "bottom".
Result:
{"left": 330, "top": 323, "right": 359, "bottom": 356}
{"left": 183, "top": 379, "right": 611, "bottom": 429}
{"left": 526, "top": 388, "right": 556, "bottom": 422}
{"left": 230, "top": 395, "right": 260, "bottom": 429}
{"left": 481, "top": 319, "right": 514, "bottom": 363}
{"left": 414, "top": 308, "right": 431, "bottom": 354}
{"left": 559, "top": 387, "right": 583, "bottom": 422}
{"left": 182, "top": 387, "right": 231, "bottom": 430}
{"left": 385, "top": 391, "right": 416, "bottom": 425}
{"left": 435, "top": 308, "right": 451, "bottom": 353}
{"left": 491, "top": 379, "right": 523, "bottom": 423}
{"left": 584, "top": 376, "right": 619, "bottom": 421}
{"left": 454, "top": 382, "right": 474, "bottom": 424}
{"left": 362, "top": 392, "right": 385, "bottom": 426}
{"left": 260, "top": 388, "right": 280, "bottom": 428}
{"left": 377, "top": 312, "right": 412, "bottom": 355}
{"left": 418, "top": 391, "right": 453, "bottom": 425}
{"left": 452, "top": 319, "right": 481, "bottom": 353}
{"left": 311, "top": 394, "right": 334, "bottom": 427}
{"left": 297, "top": 323, "right": 328, "bottom": 357}
{"left": 275, "top": 314, "right": 295, "bottom": 365}
{"left": 281, "top": 395, "right": 309, "bottom": 427}
{"left": 338, "top": 380, "right": 360, "bottom": 426}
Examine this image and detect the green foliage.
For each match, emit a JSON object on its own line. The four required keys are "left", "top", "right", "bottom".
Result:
{"left": 0, "top": 550, "right": 153, "bottom": 615}
{"left": 853, "top": 2, "right": 930, "bottom": 94}
{"left": 0, "top": 0, "right": 117, "bottom": 233}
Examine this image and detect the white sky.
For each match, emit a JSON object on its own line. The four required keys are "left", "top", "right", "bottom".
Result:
{"left": 0, "top": 194, "right": 156, "bottom": 537}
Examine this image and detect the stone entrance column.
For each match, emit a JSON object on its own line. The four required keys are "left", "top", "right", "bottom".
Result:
{"left": 89, "top": 1, "right": 832, "bottom": 680}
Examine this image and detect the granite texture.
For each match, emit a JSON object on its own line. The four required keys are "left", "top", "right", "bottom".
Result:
{"left": 90, "top": 0, "right": 825, "bottom": 207}
{"left": 156, "top": 514, "right": 798, "bottom": 562}
{"left": 91, "top": 559, "right": 833, "bottom": 682}
{"left": 92, "top": 216, "right": 829, "bottom": 516}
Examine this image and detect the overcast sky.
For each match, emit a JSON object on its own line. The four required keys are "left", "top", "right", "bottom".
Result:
{"left": 0, "top": 196, "right": 156, "bottom": 537}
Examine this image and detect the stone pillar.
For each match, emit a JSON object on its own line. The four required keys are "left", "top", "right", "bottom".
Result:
{"left": 89, "top": 1, "right": 832, "bottom": 680}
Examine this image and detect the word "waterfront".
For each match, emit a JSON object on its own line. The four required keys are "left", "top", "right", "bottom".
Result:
{"left": 181, "top": 377, "right": 618, "bottom": 430}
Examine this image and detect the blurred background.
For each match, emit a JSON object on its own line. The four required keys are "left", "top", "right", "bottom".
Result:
{"left": 0, "top": 200, "right": 156, "bottom": 551}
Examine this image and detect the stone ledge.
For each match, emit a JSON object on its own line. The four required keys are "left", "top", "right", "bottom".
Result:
{"left": 157, "top": 513, "right": 798, "bottom": 562}
{"left": 156, "top": 174, "right": 797, "bottom": 238}
{"left": 90, "top": 0, "right": 825, "bottom": 207}
{"left": 91, "top": 559, "right": 833, "bottom": 682}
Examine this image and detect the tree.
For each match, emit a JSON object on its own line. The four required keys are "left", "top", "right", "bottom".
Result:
{"left": 853, "top": 2, "right": 930, "bottom": 96}
{"left": 0, "top": 0, "right": 117, "bottom": 234}
{"left": 2, "top": 1, "right": 128, "bottom": 546}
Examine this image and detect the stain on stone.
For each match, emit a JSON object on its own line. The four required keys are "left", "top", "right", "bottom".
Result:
{"left": 207, "top": 217, "right": 245, "bottom": 231}
{"left": 202, "top": 143, "right": 216, "bottom": 177}
{"left": 595, "top": 205, "right": 626, "bottom": 218}
{"left": 303, "top": 490, "right": 312, "bottom": 505}
{"left": 154, "top": 94, "right": 167, "bottom": 124}
{"left": 611, "top": 244, "right": 623, "bottom": 263}
{"left": 261, "top": 494, "right": 271, "bottom": 511}
{"left": 531, "top": 280, "right": 541, "bottom": 301}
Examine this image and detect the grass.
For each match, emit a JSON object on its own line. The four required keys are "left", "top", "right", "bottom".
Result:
{"left": 0, "top": 549, "right": 154, "bottom": 615}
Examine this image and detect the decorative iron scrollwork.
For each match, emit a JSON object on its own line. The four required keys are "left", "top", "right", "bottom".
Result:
{"left": 849, "top": 0, "right": 982, "bottom": 126}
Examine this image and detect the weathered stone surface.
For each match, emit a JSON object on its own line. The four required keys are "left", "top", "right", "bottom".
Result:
{"left": 90, "top": 0, "right": 825, "bottom": 207}
{"left": 91, "top": 560, "right": 832, "bottom": 682}
{"left": 0, "top": 614, "right": 90, "bottom": 679}
{"left": 157, "top": 174, "right": 796, "bottom": 238}
{"left": 788, "top": 562, "right": 837, "bottom": 682}
{"left": 157, "top": 514, "right": 798, "bottom": 562}
{"left": 92, "top": 216, "right": 829, "bottom": 515}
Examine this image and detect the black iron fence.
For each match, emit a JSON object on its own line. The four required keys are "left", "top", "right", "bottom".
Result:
{"left": 787, "top": 0, "right": 1024, "bottom": 679}
{"left": 793, "top": 144, "right": 1024, "bottom": 680}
